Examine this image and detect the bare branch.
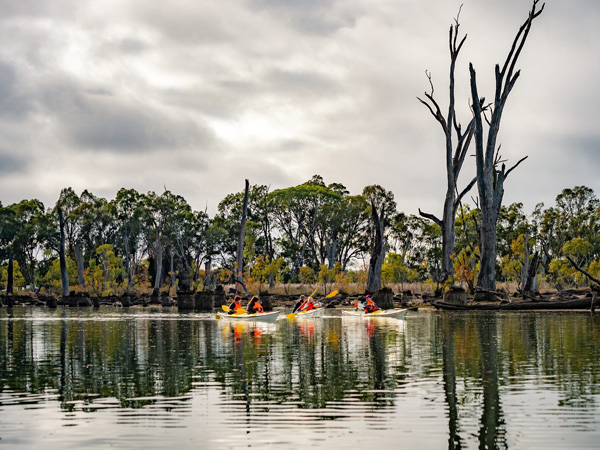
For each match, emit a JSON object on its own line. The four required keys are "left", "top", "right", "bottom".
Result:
{"left": 566, "top": 255, "right": 600, "bottom": 287}
{"left": 418, "top": 208, "right": 442, "bottom": 227}
{"left": 504, "top": 155, "right": 528, "bottom": 178}
{"left": 455, "top": 177, "right": 477, "bottom": 209}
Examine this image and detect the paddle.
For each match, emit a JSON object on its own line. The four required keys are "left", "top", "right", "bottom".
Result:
{"left": 221, "top": 304, "right": 247, "bottom": 314}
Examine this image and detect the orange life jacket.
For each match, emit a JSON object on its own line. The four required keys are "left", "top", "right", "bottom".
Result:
{"left": 364, "top": 299, "right": 379, "bottom": 313}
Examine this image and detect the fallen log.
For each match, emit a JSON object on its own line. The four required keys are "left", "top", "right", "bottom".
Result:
{"left": 432, "top": 297, "right": 592, "bottom": 311}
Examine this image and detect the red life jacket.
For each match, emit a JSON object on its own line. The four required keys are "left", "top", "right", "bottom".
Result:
{"left": 304, "top": 302, "right": 315, "bottom": 311}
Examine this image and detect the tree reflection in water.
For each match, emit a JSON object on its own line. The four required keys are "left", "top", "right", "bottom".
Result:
{"left": 0, "top": 308, "right": 599, "bottom": 448}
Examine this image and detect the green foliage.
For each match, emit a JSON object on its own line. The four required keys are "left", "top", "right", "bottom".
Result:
{"left": 453, "top": 247, "right": 479, "bottom": 293}
{"left": 317, "top": 264, "right": 335, "bottom": 294}
{"left": 39, "top": 257, "right": 78, "bottom": 293}
{"left": 7, "top": 181, "right": 600, "bottom": 295}
{"left": 0, "top": 260, "right": 27, "bottom": 290}
{"left": 85, "top": 244, "right": 123, "bottom": 296}
{"left": 299, "top": 265, "right": 315, "bottom": 286}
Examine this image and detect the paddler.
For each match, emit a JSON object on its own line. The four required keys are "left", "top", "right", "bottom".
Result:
{"left": 300, "top": 296, "right": 316, "bottom": 312}
{"left": 363, "top": 295, "right": 380, "bottom": 314}
{"left": 292, "top": 295, "right": 307, "bottom": 313}
{"left": 228, "top": 295, "right": 243, "bottom": 314}
{"left": 246, "top": 296, "right": 264, "bottom": 314}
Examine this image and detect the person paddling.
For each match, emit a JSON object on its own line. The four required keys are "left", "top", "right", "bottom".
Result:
{"left": 228, "top": 295, "right": 243, "bottom": 314}
{"left": 363, "top": 295, "right": 380, "bottom": 314}
{"left": 247, "top": 296, "right": 264, "bottom": 314}
{"left": 292, "top": 295, "right": 307, "bottom": 313}
{"left": 355, "top": 295, "right": 380, "bottom": 314}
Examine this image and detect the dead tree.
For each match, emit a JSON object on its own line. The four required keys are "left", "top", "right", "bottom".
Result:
{"left": 364, "top": 185, "right": 395, "bottom": 294}
{"left": 469, "top": 0, "right": 544, "bottom": 300}
{"left": 366, "top": 200, "right": 385, "bottom": 294}
{"left": 235, "top": 179, "right": 250, "bottom": 294}
{"left": 57, "top": 206, "right": 70, "bottom": 297}
{"left": 418, "top": 7, "right": 478, "bottom": 283}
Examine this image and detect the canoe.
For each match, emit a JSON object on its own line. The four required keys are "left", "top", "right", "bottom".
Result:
{"left": 294, "top": 307, "right": 326, "bottom": 319}
{"left": 342, "top": 308, "right": 408, "bottom": 319}
{"left": 216, "top": 310, "right": 280, "bottom": 323}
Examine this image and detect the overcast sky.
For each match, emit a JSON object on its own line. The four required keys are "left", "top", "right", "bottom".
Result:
{"left": 0, "top": 0, "right": 598, "bottom": 218}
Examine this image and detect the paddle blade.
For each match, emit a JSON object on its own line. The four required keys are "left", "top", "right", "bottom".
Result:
{"left": 286, "top": 313, "right": 296, "bottom": 320}
{"left": 221, "top": 305, "right": 230, "bottom": 312}
{"left": 215, "top": 314, "right": 221, "bottom": 320}
{"left": 326, "top": 290, "right": 338, "bottom": 298}
{"left": 234, "top": 308, "right": 248, "bottom": 315}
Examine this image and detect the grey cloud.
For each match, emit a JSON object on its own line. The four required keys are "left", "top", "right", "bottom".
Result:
{"left": 37, "top": 78, "right": 217, "bottom": 154}
{"left": 0, "top": 148, "right": 27, "bottom": 175}
{"left": 0, "top": 59, "right": 34, "bottom": 119}
{"left": 250, "top": 0, "right": 359, "bottom": 35}
{"left": 263, "top": 68, "right": 341, "bottom": 98}
{"left": 0, "top": 0, "right": 80, "bottom": 19}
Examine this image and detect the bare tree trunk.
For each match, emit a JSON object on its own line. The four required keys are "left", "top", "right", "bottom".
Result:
{"left": 235, "top": 179, "right": 250, "bottom": 294}
{"left": 418, "top": 9, "right": 477, "bottom": 283}
{"left": 7, "top": 257, "right": 13, "bottom": 296}
{"left": 367, "top": 202, "right": 385, "bottom": 294}
{"left": 470, "top": 0, "right": 544, "bottom": 299}
{"left": 520, "top": 230, "right": 530, "bottom": 292}
{"left": 204, "top": 258, "right": 215, "bottom": 291}
{"left": 523, "top": 252, "right": 539, "bottom": 294}
{"left": 153, "top": 243, "right": 163, "bottom": 294}
{"left": 74, "top": 242, "right": 86, "bottom": 288}
{"left": 57, "top": 206, "right": 70, "bottom": 297}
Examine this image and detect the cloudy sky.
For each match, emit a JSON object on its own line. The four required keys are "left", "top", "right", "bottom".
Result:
{"left": 0, "top": 0, "right": 598, "bottom": 218}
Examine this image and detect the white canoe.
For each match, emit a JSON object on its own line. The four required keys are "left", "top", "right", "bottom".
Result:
{"left": 293, "top": 307, "right": 326, "bottom": 319}
{"left": 341, "top": 308, "right": 408, "bottom": 319}
{"left": 217, "top": 310, "right": 280, "bottom": 323}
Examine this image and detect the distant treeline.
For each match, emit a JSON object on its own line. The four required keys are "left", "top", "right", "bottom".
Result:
{"left": 0, "top": 176, "right": 597, "bottom": 296}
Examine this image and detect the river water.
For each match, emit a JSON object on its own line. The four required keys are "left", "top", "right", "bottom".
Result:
{"left": 0, "top": 307, "right": 599, "bottom": 449}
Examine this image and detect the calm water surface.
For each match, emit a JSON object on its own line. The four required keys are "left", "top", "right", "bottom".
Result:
{"left": 0, "top": 307, "right": 599, "bottom": 449}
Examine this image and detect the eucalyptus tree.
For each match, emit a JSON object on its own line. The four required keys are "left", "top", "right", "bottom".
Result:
{"left": 469, "top": 0, "right": 545, "bottom": 299}
{"left": 496, "top": 203, "right": 529, "bottom": 260}
{"left": 6, "top": 199, "right": 46, "bottom": 290}
{"left": 554, "top": 186, "right": 600, "bottom": 254}
{"left": 0, "top": 202, "right": 17, "bottom": 294}
{"left": 388, "top": 213, "right": 436, "bottom": 286}
{"left": 113, "top": 188, "right": 145, "bottom": 290}
{"left": 73, "top": 190, "right": 115, "bottom": 287}
{"left": 201, "top": 217, "right": 229, "bottom": 289}
{"left": 311, "top": 183, "right": 349, "bottom": 268}
{"left": 54, "top": 188, "right": 84, "bottom": 296}
{"left": 141, "top": 190, "right": 191, "bottom": 294}
{"left": 531, "top": 186, "right": 600, "bottom": 289}
{"left": 269, "top": 177, "right": 341, "bottom": 279}
{"left": 363, "top": 185, "right": 396, "bottom": 293}
{"left": 216, "top": 183, "right": 274, "bottom": 264}
{"left": 317, "top": 193, "right": 371, "bottom": 271}
{"left": 170, "top": 208, "right": 209, "bottom": 292}
{"left": 418, "top": 6, "right": 477, "bottom": 283}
